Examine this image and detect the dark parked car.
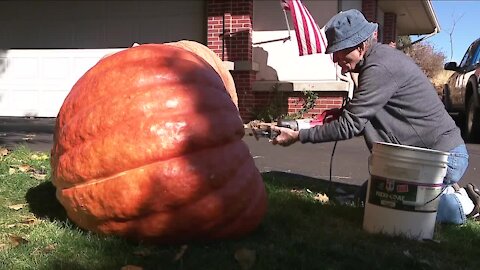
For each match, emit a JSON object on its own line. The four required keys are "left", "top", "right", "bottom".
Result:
{"left": 443, "top": 37, "right": 480, "bottom": 142}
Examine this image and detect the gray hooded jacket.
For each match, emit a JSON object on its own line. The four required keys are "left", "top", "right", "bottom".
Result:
{"left": 299, "top": 42, "right": 463, "bottom": 152}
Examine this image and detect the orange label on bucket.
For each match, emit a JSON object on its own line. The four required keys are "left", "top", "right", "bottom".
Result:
{"left": 368, "top": 176, "right": 442, "bottom": 212}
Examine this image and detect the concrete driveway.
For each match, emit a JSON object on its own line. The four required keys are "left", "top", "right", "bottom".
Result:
{"left": 245, "top": 134, "right": 479, "bottom": 188}
{"left": 0, "top": 117, "right": 55, "bottom": 152}
{"left": 0, "top": 117, "right": 478, "bottom": 188}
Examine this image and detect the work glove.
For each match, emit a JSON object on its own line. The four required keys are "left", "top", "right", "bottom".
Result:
{"left": 270, "top": 126, "right": 299, "bottom": 146}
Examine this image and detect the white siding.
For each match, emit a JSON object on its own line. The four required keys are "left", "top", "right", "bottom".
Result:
{"left": 0, "top": 49, "right": 124, "bottom": 117}
{"left": 0, "top": 1, "right": 206, "bottom": 117}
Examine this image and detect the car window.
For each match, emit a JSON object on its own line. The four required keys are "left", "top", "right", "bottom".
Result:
{"left": 469, "top": 41, "right": 480, "bottom": 65}
{"left": 459, "top": 45, "right": 471, "bottom": 68}
{"left": 461, "top": 41, "right": 480, "bottom": 68}
{"left": 473, "top": 43, "right": 480, "bottom": 65}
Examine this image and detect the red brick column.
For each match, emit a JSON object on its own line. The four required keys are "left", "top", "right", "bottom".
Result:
{"left": 207, "top": 0, "right": 255, "bottom": 121}
{"left": 383, "top": 12, "right": 397, "bottom": 44}
{"left": 207, "top": 1, "right": 226, "bottom": 59}
{"left": 361, "top": 0, "right": 377, "bottom": 22}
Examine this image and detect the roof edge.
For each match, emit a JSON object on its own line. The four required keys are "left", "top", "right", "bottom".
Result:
{"left": 423, "top": 0, "right": 441, "bottom": 33}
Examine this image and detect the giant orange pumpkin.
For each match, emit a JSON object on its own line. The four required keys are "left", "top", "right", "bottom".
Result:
{"left": 166, "top": 40, "right": 238, "bottom": 108}
{"left": 50, "top": 42, "right": 267, "bottom": 243}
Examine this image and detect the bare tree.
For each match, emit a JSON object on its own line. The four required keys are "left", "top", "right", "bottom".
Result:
{"left": 447, "top": 12, "right": 465, "bottom": 61}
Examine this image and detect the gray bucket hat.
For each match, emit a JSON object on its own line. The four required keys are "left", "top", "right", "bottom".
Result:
{"left": 325, "top": 9, "right": 378, "bottom": 54}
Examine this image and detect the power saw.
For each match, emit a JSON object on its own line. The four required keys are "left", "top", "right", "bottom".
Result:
{"left": 248, "top": 108, "right": 342, "bottom": 140}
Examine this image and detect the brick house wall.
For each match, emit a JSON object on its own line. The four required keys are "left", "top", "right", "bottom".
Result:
{"left": 207, "top": 0, "right": 256, "bottom": 120}
{"left": 207, "top": 0, "right": 396, "bottom": 122}
{"left": 361, "top": 0, "right": 377, "bottom": 22}
{"left": 288, "top": 95, "right": 345, "bottom": 116}
{"left": 361, "top": 0, "right": 398, "bottom": 44}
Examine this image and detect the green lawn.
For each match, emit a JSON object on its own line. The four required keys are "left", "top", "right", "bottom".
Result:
{"left": 1, "top": 146, "right": 479, "bottom": 270}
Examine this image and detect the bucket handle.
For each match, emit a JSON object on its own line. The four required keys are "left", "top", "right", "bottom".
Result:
{"left": 401, "top": 186, "right": 446, "bottom": 206}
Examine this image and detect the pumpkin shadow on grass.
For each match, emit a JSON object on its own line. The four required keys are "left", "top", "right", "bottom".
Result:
{"left": 25, "top": 180, "right": 68, "bottom": 222}
{"left": 260, "top": 171, "right": 364, "bottom": 227}
{"left": 230, "top": 171, "right": 368, "bottom": 269}
{"left": 262, "top": 171, "right": 361, "bottom": 200}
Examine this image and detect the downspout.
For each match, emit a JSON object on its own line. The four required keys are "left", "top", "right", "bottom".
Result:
{"left": 403, "top": 27, "right": 439, "bottom": 48}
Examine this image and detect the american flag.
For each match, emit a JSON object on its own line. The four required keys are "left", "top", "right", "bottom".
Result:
{"left": 281, "top": 0, "right": 327, "bottom": 56}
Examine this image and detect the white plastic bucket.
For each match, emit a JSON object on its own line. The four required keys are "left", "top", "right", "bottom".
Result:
{"left": 363, "top": 142, "right": 449, "bottom": 240}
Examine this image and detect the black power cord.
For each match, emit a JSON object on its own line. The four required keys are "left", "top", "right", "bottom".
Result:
{"left": 327, "top": 96, "right": 351, "bottom": 200}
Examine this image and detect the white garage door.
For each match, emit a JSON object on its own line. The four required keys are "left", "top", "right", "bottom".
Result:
{"left": 0, "top": 1, "right": 206, "bottom": 117}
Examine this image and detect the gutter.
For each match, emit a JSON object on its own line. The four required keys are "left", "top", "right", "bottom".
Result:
{"left": 400, "top": 0, "right": 440, "bottom": 49}
{"left": 423, "top": 0, "right": 441, "bottom": 33}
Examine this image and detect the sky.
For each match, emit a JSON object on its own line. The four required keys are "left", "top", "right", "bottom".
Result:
{"left": 426, "top": 0, "right": 480, "bottom": 63}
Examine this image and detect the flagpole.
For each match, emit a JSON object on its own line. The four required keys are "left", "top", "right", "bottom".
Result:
{"left": 282, "top": 9, "right": 291, "bottom": 42}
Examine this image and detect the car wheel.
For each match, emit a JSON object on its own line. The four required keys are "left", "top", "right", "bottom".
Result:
{"left": 465, "top": 97, "right": 480, "bottom": 142}
{"left": 442, "top": 84, "right": 452, "bottom": 111}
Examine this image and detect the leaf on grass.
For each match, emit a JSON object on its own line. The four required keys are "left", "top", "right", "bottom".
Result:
{"left": 9, "top": 235, "right": 28, "bottom": 247}
{"left": 31, "top": 154, "right": 49, "bottom": 161}
{"left": 18, "top": 164, "right": 32, "bottom": 173}
{"left": 8, "top": 203, "right": 27, "bottom": 210}
{"left": 121, "top": 265, "right": 143, "bottom": 270}
{"left": 32, "top": 244, "right": 56, "bottom": 255}
{"left": 10, "top": 164, "right": 33, "bottom": 173}
{"left": 31, "top": 173, "right": 47, "bottom": 180}
{"left": 0, "top": 148, "right": 9, "bottom": 156}
{"left": 43, "top": 244, "right": 56, "bottom": 253}
{"left": 19, "top": 216, "right": 39, "bottom": 225}
{"left": 314, "top": 193, "right": 329, "bottom": 204}
{"left": 4, "top": 215, "right": 38, "bottom": 229}
{"left": 234, "top": 248, "right": 256, "bottom": 270}
{"left": 173, "top": 245, "right": 188, "bottom": 262}
{"left": 5, "top": 215, "right": 38, "bottom": 228}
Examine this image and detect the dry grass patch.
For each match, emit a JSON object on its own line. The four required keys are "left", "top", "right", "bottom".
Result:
{"left": 431, "top": 70, "right": 455, "bottom": 96}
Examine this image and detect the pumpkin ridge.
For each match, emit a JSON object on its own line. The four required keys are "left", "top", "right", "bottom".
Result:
{"left": 53, "top": 109, "right": 244, "bottom": 187}
{"left": 61, "top": 62, "right": 225, "bottom": 121}
{"left": 56, "top": 138, "right": 250, "bottom": 193}
{"left": 74, "top": 153, "right": 262, "bottom": 240}
{"left": 55, "top": 83, "right": 236, "bottom": 152}
{"left": 56, "top": 140, "right": 256, "bottom": 224}
{"left": 202, "top": 168, "right": 263, "bottom": 239}
{"left": 211, "top": 170, "right": 267, "bottom": 239}
{"left": 78, "top": 155, "right": 254, "bottom": 226}
{"left": 58, "top": 49, "right": 224, "bottom": 126}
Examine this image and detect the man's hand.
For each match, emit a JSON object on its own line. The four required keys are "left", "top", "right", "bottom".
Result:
{"left": 270, "top": 126, "right": 300, "bottom": 146}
